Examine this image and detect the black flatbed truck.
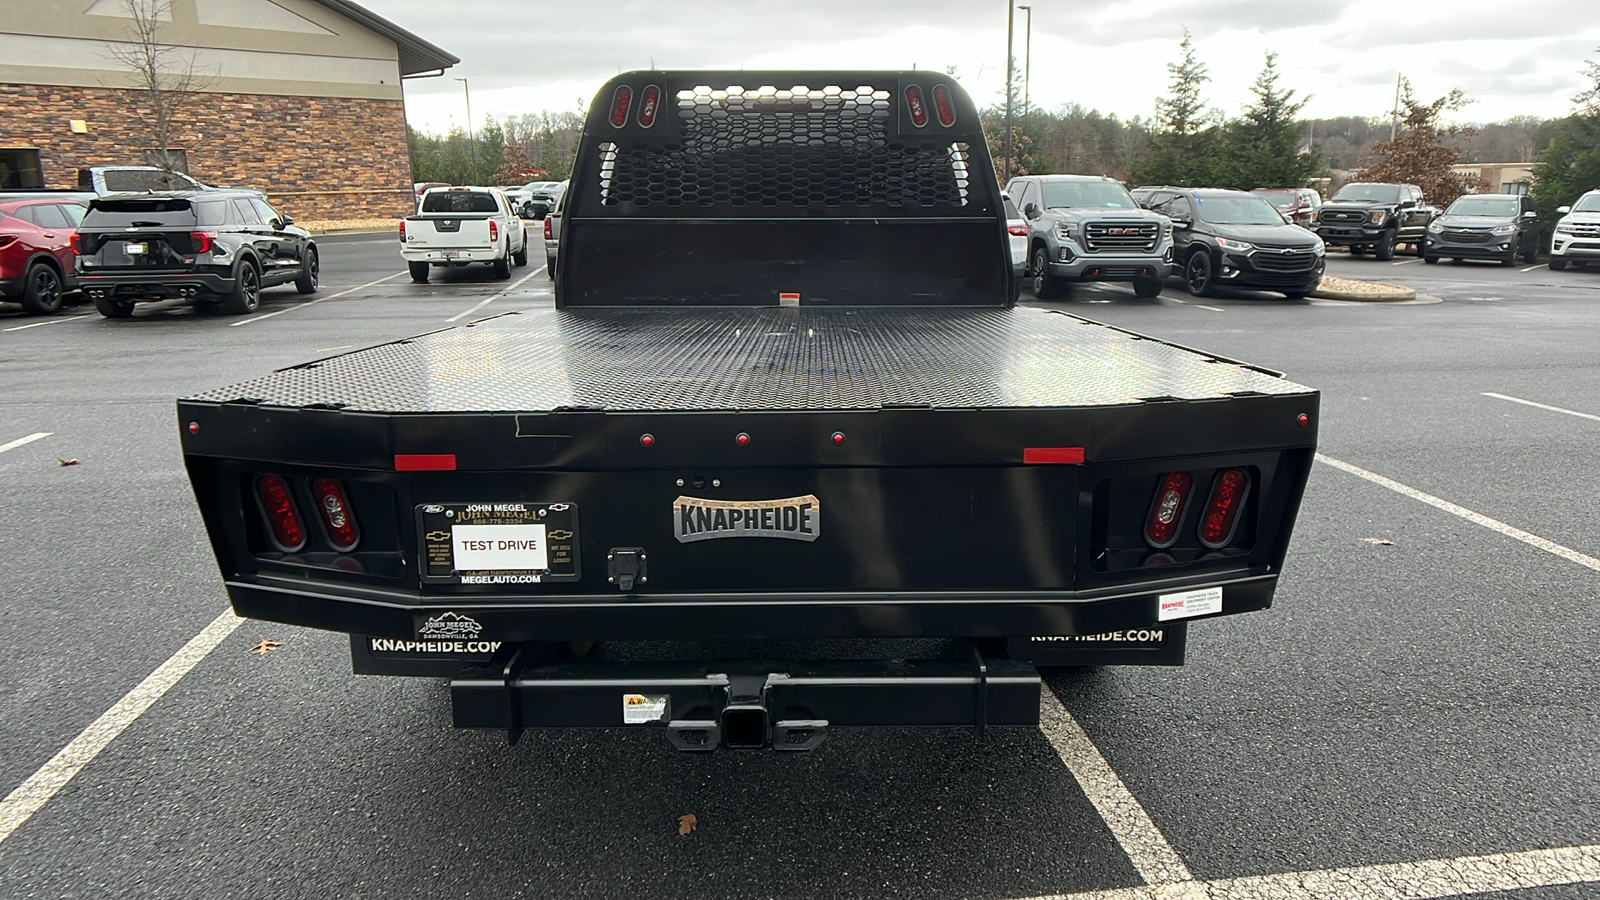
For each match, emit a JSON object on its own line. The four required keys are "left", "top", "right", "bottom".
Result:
{"left": 179, "top": 71, "right": 1318, "bottom": 751}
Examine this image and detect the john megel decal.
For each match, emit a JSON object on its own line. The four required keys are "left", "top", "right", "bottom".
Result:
{"left": 674, "top": 494, "right": 820, "bottom": 543}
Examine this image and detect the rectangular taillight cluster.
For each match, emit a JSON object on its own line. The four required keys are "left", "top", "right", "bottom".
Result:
{"left": 252, "top": 473, "right": 360, "bottom": 553}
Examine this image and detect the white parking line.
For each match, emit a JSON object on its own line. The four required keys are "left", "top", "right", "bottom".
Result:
{"left": 1483, "top": 391, "right": 1600, "bottom": 423}
{"left": 1193, "top": 305, "right": 1225, "bottom": 313}
{"left": 1023, "top": 843, "right": 1600, "bottom": 899}
{"left": 446, "top": 267, "right": 544, "bottom": 322}
{"left": 0, "top": 609, "right": 242, "bottom": 847}
{"left": 0, "top": 432, "right": 52, "bottom": 454}
{"left": 2, "top": 314, "right": 94, "bottom": 332}
{"left": 1390, "top": 257, "right": 1422, "bottom": 265}
{"left": 1040, "top": 694, "right": 1193, "bottom": 885}
{"left": 1316, "top": 453, "right": 1600, "bottom": 573}
{"left": 1521, "top": 263, "right": 1544, "bottom": 272}
{"left": 229, "top": 271, "right": 406, "bottom": 326}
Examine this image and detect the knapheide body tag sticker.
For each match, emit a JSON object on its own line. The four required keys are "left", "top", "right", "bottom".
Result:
{"left": 1158, "top": 586, "right": 1223, "bottom": 621}
{"left": 674, "top": 495, "right": 819, "bottom": 542}
{"left": 623, "top": 694, "right": 670, "bottom": 724}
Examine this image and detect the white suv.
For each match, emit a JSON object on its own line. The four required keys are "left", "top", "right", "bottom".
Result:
{"left": 1549, "top": 189, "right": 1600, "bottom": 270}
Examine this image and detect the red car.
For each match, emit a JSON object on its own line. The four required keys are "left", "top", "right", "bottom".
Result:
{"left": 0, "top": 196, "right": 85, "bottom": 314}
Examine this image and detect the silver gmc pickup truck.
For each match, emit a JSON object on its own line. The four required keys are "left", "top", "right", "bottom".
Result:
{"left": 1006, "top": 174, "right": 1173, "bottom": 299}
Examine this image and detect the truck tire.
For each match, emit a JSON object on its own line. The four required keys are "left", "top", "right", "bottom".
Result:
{"left": 221, "top": 261, "right": 262, "bottom": 315}
{"left": 1374, "top": 229, "right": 1396, "bottom": 261}
{"left": 1132, "top": 276, "right": 1162, "bottom": 299}
{"left": 513, "top": 240, "right": 529, "bottom": 267}
{"left": 1414, "top": 239, "right": 1426, "bottom": 258}
{"left": 492, "top": 253, "right": 512, "bottom": 279}
{"left": 92, "top": 293, "right": 135, "bottom": 318}
{"left": 1184, "top": 252, "right": 1215, "bottom": 296}
{"left": 546, "top": 253, "right": 556, "bottom": 279}
{"left": 20, "top": 262, "right": 65, "bottom": 315}
{"left": 1349, "top": 245, "right": 1366, "bottom": 255}
{"left": 1424, "top": 255, "right": 1440, "bottom": 264}
{"left": 409, "top": 261, "right": 430, "bottom": 282}
{"left": 1549, "top": 258, "right": 1567, "bottom": 270}
{"left": 295, "top": 247, "right": 319, "bottom": 294}
{"left": 1031, "top": 246, "right": 1064, "bottom": 299}
{"left": 1523, "top": 247, "right": 1537, "bottom": 264}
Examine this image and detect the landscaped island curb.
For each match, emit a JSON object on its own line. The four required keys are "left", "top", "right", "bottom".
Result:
{"left": 1309, "top": 274, "right": 1416, "bottom": 302}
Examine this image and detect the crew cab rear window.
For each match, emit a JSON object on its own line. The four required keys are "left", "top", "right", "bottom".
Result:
{"left": 422, "top": 191, "right": 498, "bottom": 213}
{"left": 82, "top": 198, "right": 197, "bottom": 227}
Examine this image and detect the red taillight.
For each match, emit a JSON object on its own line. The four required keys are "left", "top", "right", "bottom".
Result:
{"left": 1198, "top": 469, "right": 1251, "bottom": 549}
{"left": 1007, "top": 224, "right": 1028, "bottom": 236}
{"left": 610, "top": 85, "right": 634, "bottom": 128}
{"left": 489, "top": 219, "right": 499, "bottom": 242}
{"left": 1144, "top": 472, "right": 1193, "bottom": 549}
{"left": 931, "top": 84, "right": 956, "bottom": 126}
{"left": 543, "top": 217, "right": 553, "bottom": 240}
{"left": 190, "top": 232, "right": 214, "bottom": 254}
{"left": 310, "top": 477, "right": 360, "bottom": 552}
{"left": 637, "top": 84, "right": 661, "bottom": 127}
{"left": 254, "top": 474, "right": 306, "bottom": 552}
{"left": 399, "top": 219, "right": 406, "bottom": 241}
{"left": 905, "top": 85, "right": 928, "bottom": 127}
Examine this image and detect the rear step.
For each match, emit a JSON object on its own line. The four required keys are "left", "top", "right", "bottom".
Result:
{"left": 450, "top": 643, "right": 1041, "bottom": 751}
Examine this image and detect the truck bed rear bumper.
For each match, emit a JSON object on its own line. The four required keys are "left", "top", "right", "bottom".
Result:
{"left": 450, "top": 648, "right": 1042, "bottom": 749}
{"left": 225, "top": 573, "right": 1277, "bottom": 642}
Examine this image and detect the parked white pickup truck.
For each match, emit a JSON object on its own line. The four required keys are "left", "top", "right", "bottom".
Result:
{"left": 402, "top": 186, "right": 528, "bottom": 282}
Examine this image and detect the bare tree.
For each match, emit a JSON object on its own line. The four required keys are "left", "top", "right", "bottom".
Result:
{"left": 104, "top": 0, "right": 214, "bottom": 175}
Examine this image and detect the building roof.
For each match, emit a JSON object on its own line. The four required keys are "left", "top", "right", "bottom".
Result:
{"left": 315, "top": 0, "right": 459, "bottom": 76}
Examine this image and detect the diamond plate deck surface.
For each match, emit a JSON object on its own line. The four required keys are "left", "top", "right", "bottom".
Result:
{"left": 185, "top": 308, "right": 1312, "bottom": 413}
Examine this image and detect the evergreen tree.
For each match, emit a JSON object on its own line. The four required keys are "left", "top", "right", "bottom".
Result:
{"left": 1355, "top": 79, "right": 1474, "bottom": 205}
{"left": 1219, "top": 53, "right": 1321, "bottom": 190}
{"left": 1129, "top": 28, "right": 1221, "bottom": 187}
{"left": 1530, "top": 49, "right": 1600, "bottom": 235}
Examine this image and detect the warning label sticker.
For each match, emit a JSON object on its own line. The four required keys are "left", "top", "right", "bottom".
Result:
{"left": 623, "top": 693, "right": 670, "bottom": 725}
{"left": 1158, "top": 586, "right": 1223, "bottom": 621}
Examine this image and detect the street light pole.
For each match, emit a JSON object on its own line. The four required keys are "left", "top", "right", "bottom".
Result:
{"left": 455, "top": 76, "right": 476, "bottom": 177}
{"left": 1003, "top": 0, "right": 1015, "bottom": 183}
{"left": 1019, "top": 5, "right": 1032, "bottom": 135}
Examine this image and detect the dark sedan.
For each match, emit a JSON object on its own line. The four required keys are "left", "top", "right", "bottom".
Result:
{"left": 1423, "top": 193, "right": 1540, "bottom": 266}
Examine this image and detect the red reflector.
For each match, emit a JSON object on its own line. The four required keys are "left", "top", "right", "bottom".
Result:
{"left": 190, "top": 231, "right": 214, "bottom": 253}
{"left": 832, "top": 431, "right": 846, "bottom": 445}
{"left": 905, "top": 85, "right": 928, "bottom": 127}
{"left": 1198, "top": 468, "right": 1251, "bottom": 548}
{"left": 394, "top": 454, "right": 456, "bottom": 471}
{"left": 610, "top": 85, "right": 633, "bottom": 128}
{"left": 1023, "top": 447, "right": 1085, "bottom": 464}
{"left": 1144, "top": 472, "right": 1193, "bottom": 549}
{"left": 931, "top": 84, "right": 956, "bottom": 126}
{"left": 1007, "top": 224, "right": 1029, "bottom": 236}
{"left": 253, "top": 474, "right": 306, "bottom": 552}
{"left": 735, "top": 432, "right": 750, "bottom": 446}
{"left": 310, "top": 477, "right": 360, "bottom": 552}
{"left": 489, "top": 219, "right": 499, "bottom": 242}
{"left": 637, "top": 84, "right": 662, "bottom": 127}
{"left": 639, "top": 433, "right": 655, "bottom": 447}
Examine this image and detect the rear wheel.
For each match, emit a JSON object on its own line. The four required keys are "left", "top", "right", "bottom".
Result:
{"left": 1184, "top": 252, "right": 1215, "bottom": 296}
{"left": 221, "top": 261, "right": 261, "bottom": 315}
{"left": 1132, "top": 276, "right": 1162, "bottom": 299}
{"left": 1522, "top": 246, "right": 1537, "bottom": 264}
{"left": 1374, "top": 229, "right": 1397, "bottom": 261}
{"left": 92, "top": 294, "right": 134, "bottom": 318}
{"left": 512, "top": 240, "right": 529, "bottom": 267}
{"left": 1031, "top": 246, "right": 1063, "bottom": 299}
{"left": 545, "top": 253, "right": 556, "bottom": 279}
{"left": 295, "top": 246, "right": 319, "bottom": 294}
{"left": 20, "top": 263, "right": 64, "bottom": 315}
{"left": 492, "top": 252, "right": 512, "bottom": 279}
{"left": 1350, "top": 245, "right": 1367, "bottom": 256}
{"left": 408, "top": 261, "right": 430, "bottom": 282}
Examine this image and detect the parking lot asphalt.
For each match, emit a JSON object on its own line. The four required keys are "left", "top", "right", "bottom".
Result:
{"left": 0, "top": 238, "right": 1596, "bottom": 899}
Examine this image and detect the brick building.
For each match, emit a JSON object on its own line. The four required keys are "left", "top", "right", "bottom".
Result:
{"left": 0, "top": 0, "right": 457, "bottom": 220}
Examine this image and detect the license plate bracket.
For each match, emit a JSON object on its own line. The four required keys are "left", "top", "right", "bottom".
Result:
{"left": 418, "top": 502, "right": 580, "bottom": 585}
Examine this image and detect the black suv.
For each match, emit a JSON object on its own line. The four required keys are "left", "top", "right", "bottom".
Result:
{"left": 75, "top": 191, "right": 317, "bottom": 317}
{"left": 1137, "top": 187, "right": 1326, "bottom": 298}
{"left": 1422, "top": 193, "right": 1539, "bottom": 266}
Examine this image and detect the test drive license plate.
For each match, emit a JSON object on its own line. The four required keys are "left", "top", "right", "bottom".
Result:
{"left": 417, "top": 502, "right": 579, "bottom": 585}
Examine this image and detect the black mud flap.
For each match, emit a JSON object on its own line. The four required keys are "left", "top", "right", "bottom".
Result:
{"left": 1006, "top": 621, "right": 1187, "bottom": 667}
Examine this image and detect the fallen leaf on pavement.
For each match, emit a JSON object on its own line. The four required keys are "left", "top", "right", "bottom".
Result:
{"left": 57, "top": 458, "right": 79, "bottom": 466}
{"left": 1363, "top": 538, "right": 1394, "bottom": 546}
{"left": 677, "top": 813, "right": 697, "bottom": 836}
{"left": 249, "top": 639, "right": 283, "bottom": 655}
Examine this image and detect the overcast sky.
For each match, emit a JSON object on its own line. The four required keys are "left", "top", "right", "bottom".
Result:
{"left": 360, "top": 0, "right": 1600, "bottom": 134}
